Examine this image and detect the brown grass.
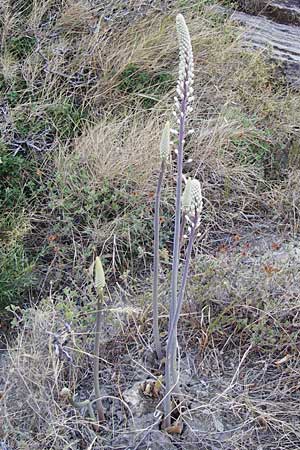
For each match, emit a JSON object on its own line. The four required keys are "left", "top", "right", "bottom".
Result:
{"left": 58, "top": 112, "right": 164, "bottom": 191}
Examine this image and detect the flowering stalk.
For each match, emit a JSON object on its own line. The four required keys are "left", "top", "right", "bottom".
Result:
{"left": 164, "top": 14, "right": 194, "bottom": 420}
{"left": 153, "top": 121, "right": 170, "bottom": 359}
{"left": 93, "top": 256, "right": 106, "bottom": 423}
{"left": 164, "top": 178, "right": 202, "bottom": 428}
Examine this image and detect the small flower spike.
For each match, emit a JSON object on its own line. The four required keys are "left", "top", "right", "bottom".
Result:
{"left": 186, "top": 178, "right": 203, "bottom": 228}
{"left": 190, "top": 178, "right": 203, "bottom": 215}
{"left": 182, "top": 177, "right": 192, "bottom": 214}
{"left": 95, "top": 256, "right": 106, "bottom": 291}
{"left": 160, "top": 121, "right": 171, "bottom": 161}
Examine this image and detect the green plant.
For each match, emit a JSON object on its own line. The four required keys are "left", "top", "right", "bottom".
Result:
{"left": 118, "top": 63, "right": 173, "bottom": 108}
{"left": 7, "top": 35, "right": 36, "bottom": 59}
{"left": 0, "top": 220, "right": 35, "bottom": 311}
{"left": 3, "top": 76, "right": 29, "bottom": 106}
{"left": 0, "top": 144, "right": 37, "bottom": 209}
{"left": 0, "top": 143, "right": 40, "bottom": 312}
{"left": 13, "top": 101, "right": 87, "bottom": 141}
{"left": 46, "top": 102, "right": 87, "bottom": 139}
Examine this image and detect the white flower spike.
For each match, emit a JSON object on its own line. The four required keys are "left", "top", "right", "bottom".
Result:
{"left": 183, "top": 178, "right": 203, "bottom": 228}
{"left": 191, "top": 178, "right": 203, "bottom": 215}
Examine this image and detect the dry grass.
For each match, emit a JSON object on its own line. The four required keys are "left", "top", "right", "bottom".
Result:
{"left": 58, "top": 112, "right": 164, "bottom": 191}
{"left": 1, "top": 0, "right": 300, "bottom": 448}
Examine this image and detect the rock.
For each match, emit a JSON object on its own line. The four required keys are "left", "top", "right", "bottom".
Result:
{"left": 236, "top": 1, "right": 300, "bottom": 25}
{"left": 0, "top": 443, "right": 13, "bottom": 450}
{"left": 122, "top": 381, "right": 160, "bottom": 418}
{"left": 267, "top": 1, "right": 300, "bottom": 25}
{"left": 212, "top": 5, "right": 300, "bottom": 88}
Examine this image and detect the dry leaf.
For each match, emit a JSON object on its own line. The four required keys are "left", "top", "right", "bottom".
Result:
{"left": 257, "top": 415, "right": 268, "bottom": 428}
{"left": 274, "top": 354, "right": 291, "bottom": 366}
{"left": 271, "top": 242, "right": 281, "bottom": 250}
{"left": 140, "top": 376, "right": 163, "bottom": 398}
{"left": 263, "top": 264, "right": 280, "bottom": 274}
{"left": 165, "top": 420, "right": 183, "bottom": 434}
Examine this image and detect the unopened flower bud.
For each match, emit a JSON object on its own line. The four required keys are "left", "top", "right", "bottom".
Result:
{"left": 160, "top": 121, "right": 170, "bottom": 161}
{"left": 60, "top": 387, "right": 72, "bottom": 399}
{"left": 182, "top": 177, "right": 192, "bottom": 213}
{"left": 190, "top": 178, "right": 203, "bottom": 215}
{"left": 95, "top": 256, "right": 105, "bottom": 291}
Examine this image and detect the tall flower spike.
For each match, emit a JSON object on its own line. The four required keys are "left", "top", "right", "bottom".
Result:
{"left": 160, "top": 121, "right": 171, "bottom": 161}
{"left": 164, "top": 13, "right": 197, "bottom": 431}
{"left": 175, "top": 14, "right": 194, "bottom": 104}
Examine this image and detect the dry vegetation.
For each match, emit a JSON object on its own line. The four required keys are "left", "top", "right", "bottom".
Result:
{"left": 1, "top": 0, "right": 300, "bottom": 449}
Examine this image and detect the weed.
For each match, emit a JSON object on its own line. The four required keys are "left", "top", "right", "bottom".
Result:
{"left": 1, "top": 75, "right": 29, "bottom": 106}
{"left": 0, "top": 143, "right": 38, "bottom": 209}
{"left": 0, "top": 216, "right": 35, "bottom": 311}
{"left": 13, "top": 101, "right": 87, "bottom": 141}
{"left": 49, "top": 167, "right": 173, "bottom": 278}
{"left": 118, "top": 63, "right": 174, "bottom": 108}
{"left": 7, "top": 35, "right": 36, "bottom": 59}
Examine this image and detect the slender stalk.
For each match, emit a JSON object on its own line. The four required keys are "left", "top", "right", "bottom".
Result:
{"left": 170, "top": 83, "right": 187, "bottom": 321}
{"left": 167, "top": 74, "right": 188, "bottom": 397}
{"left": 164, "top": 214, "right": 198, "bottom": 427}
{"left": 179, "top": 213, "right": 186, "bottom": 250}
{"left": 164, "top": 54, "right": 190, "bottom": 426}
{"left": 153, "top": 159, "right": 166, "bottom": 360}
{"left": 163, "top": 12, "right": 195, "bottom": 430}
{"left": 94, "top": 290, "right": 105, "bottom": 422}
